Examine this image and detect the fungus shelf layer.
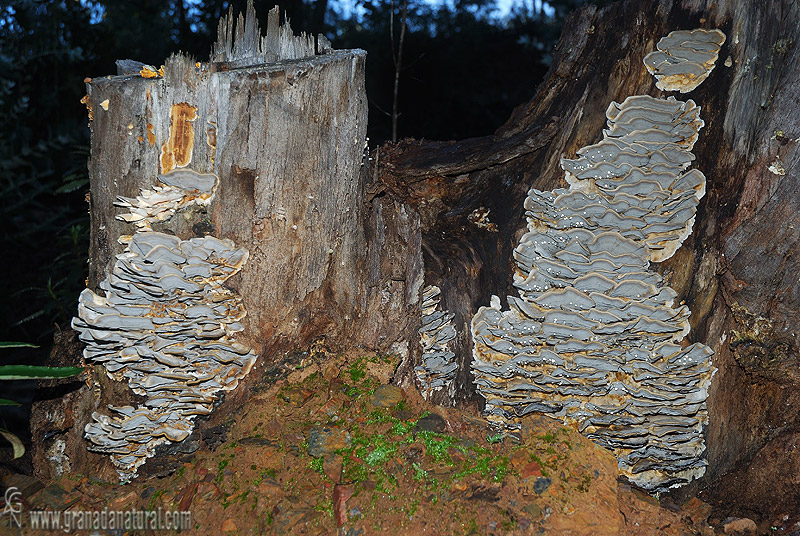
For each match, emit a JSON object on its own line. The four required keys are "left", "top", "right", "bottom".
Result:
{"left": 416, "top": 285, "right": 457, "bottom": 400}
{"left": 471, "top": 29, "right": 721, "bottom": 491}
{"left": 644, "top": 28, "right": 726, "bottom": 93}
{"left": 73, "top": 170, "right": 256, "bottom": 480}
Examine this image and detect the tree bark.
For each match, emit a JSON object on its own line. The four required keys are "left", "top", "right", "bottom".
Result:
{"left": 32, "top": 3, "right": 422, "bottom": 481}
{"left": 381, "top": 0, "right": 800, "bottom": 519}
{"left": 31, "top": 0, "right": 800, "bottom": 522}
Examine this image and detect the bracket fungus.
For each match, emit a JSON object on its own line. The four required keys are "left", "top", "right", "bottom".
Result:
{"left": 416, "top": 285, "right": 458, "bottom": 400}
{"left": 644, "top": 28, "right": 726, "bottom": 93}
{"left": 471, "top": 30, "right": 720, "bottom": 491}
{"left": 115, "top": 169, "right": 218, "bottom": 230}
{"left": 73, "top": 170, "right": 256, "bottom": 480}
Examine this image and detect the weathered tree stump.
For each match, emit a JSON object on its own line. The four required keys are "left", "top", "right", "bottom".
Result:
{"left": 32, "top": 3, "right": 422, "bottom": 481}
{"left": 381, "top": 0, "right": 800, "bottom": 520}
{"left": 31, "top": 0, "right": 800, "bottom": 523}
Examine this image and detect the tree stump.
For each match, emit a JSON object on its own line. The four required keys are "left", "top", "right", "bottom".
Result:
{"left": 32, "top": 3, "right": 422, "bottom": 481}
{"left": 381, "top": 0, "right": 800, "bottom": 519}
{"left": 31, "top": 0, "right": 800, "bottom": 522}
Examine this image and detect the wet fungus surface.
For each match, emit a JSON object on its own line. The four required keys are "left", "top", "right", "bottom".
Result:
{"left": 470, "top": 29, "right": 722, "bottom": 492}
{"left": 114, "top": 169, "right": 218, "bottom": 230}
{"left": 644, "top": 29, "right": 726, "bottom": 93}
{"left": 416, "top": 285, "right": 458, "bottom": 400}
{"left": 73, "top": 169, "right": 256, "bottom": 480}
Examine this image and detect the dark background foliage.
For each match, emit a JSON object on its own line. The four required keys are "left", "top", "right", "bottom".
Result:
{"left": 0, "top": 0, "right": 608, "bottom": 440}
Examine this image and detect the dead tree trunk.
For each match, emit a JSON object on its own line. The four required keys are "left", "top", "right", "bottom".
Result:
{"left": 31, "top": 3, "right": 422, "bottom": 481}
{"left": 382, "top": 0, "right": 800, "bottom": 521}
{"left": 32, "top": 0, "right": 800, "bottom": 522}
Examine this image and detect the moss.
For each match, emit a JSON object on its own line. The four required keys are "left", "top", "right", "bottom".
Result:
{"left": 147, "top": 489, "right": 167, "bottom": 510}
{"left": 308, "top": 456, "right": 325, "bottom": 475}
{"left": 576, "top": 472, "right": 593, "bottom": 493}
{"left": 314, "top": 496, "right": 334, "bottom": 518}
{"left": 486, "top": 432, "right": 504, "bottom": 444}
{"left": 419, "top": 431, "right": 458, "bottom": 463}
{"left": 348, "top": 357, "right": 367, "bottom": 384}
{"left": 412, "top": 462, "right": 428, "bottom": 481}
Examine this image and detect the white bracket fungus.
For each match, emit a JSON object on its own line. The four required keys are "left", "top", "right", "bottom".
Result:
{"left": 416, "top": 285, "right": 458, "bottom": 400}
{"left": 471, "top": 29, "right": 722, "bottom": 492}
{"left": 73, "top": 170, "right": 256, "bottom": 481}
{"left": 115, "top": 169, "right": 219, "bottom": 230}
{"left": 644, "top": 28, "right": 726, "bottom": 93}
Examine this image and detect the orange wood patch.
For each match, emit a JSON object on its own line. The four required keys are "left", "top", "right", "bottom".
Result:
{"left": 160, "top": 102, "right": 198, "bottom": 173}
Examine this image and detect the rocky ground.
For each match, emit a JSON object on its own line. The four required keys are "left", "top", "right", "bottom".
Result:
{"left": 0, "top": 348, "right": 776, "bottom": 535}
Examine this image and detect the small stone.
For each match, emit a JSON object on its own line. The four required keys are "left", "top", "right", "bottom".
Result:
{"left": 308, "top": 427, "right": 351, "bottom": 458}
{"left": 392, "top": 408, "right": 414, "bottom": 421}
{"left": 273, "top": 507, "right": 314, "bottom": 534}
{"left": 462, "top": 414, "right": 488, "bottom": 428}
{"left": 323, "top": 455, "right": 343, "bottom": 483}
{"left": 264, "top": 417, "right": 282, "bottom": 437}
{"left": 141, "top": 485, "right": 156, "bottom": 498}
{"left": 333, "top": 484, "right": 355, "bottom": 526}
{"left": 467, "top": 483, "right": 501, "bottom": 502}
{"left": 177, "top": 482, "right": 198, "bottom": 512}
{"left": 723, "top": 517, "right": 757, "bottom": 534}
{"left": 368, "top": 385, "right": 404, "bottom": 408}
{"left": 402, "top": 445, "right": 424, "bottom": 463}
{"left": 3, "top": 473, "right": 45, "bottom": 497}
{"left": 415, "top": 413, "right": 446, "bottom": 433}
{"left": 533, "top": 477, "right": 551, "bottom": 495}
{"left": 450, "top": 448, "right": 467, "bottom": 464}
{"left": 521, "top": 461, "right": 542, "bottom": 478}
{"left": 509, "top": 451, "right": 527, "bottom": 469}
{"left": 222, "top": 518, "right": 237, "bottom": 532}
{"left": 523, "top": 503, "right": 542, "bottom": 519}
{"left": 280, "top": 386, "right": 315, "bottom": 407}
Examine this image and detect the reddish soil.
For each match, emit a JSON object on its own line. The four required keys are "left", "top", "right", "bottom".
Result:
{"left": 1, "top": 350, "right": 723, "bottom": 535}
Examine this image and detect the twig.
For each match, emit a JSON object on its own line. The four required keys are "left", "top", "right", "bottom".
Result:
{"left": 391, "top": 0, "right": 408, "bottom": 142}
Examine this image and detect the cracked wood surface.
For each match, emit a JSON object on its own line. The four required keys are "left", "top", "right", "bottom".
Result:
{"left": 379, "top": 0, "right": 800, "bottom": 516}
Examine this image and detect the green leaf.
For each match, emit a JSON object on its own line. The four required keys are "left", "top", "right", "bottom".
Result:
{"left": 0, "top": 429, "right": 25, "bottom": 459}
{"left": 0, "top": 398, "right": 21, "bottom": 406}
{"left": 55, "top": 177, "right": 88, "bottom": 194}
{"left": 0, "top": 365, "right": 83, "bottom": 380}
{"left": 0, "top": 342, "right": 39, "bottom": 349}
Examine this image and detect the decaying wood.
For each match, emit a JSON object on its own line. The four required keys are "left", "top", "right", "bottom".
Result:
{"left": 32, "top": 3, "right": 422, "bottom": 481}
{"left": 30, "top": 0, "right": 800, "bottom": 521}
{"left": 381, "top": 0, "right": 800, "bottom": 517}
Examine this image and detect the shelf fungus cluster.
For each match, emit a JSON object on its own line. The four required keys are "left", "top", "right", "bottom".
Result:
{"left": 73, "top": 170, "right": 256, "bottom": 480}
{"left": 471, "top": 29, "right": 722, "bottom": 491}
{"left": 644, "top": 28, "right": 726, "bottom": 93}
{"left": 416, "top": 285, "right": 458, "bottom": 400}
{"left": 114, "top": 169, "right": 218, "bottom": 230}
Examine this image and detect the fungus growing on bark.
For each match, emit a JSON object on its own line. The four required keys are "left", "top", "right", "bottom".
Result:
{"left": 416, "top": 285, "right": 457, "bottom": 400}
{"left": 115, "top": 169, "right": 218, "bottom": 230}
{"left": 73, "top": 169, "right": 255, "bottom": 480}
{"left": 470, "top": 31, "right": 720, "bottom": 491}
{"left": 644, "top": 28, "right": 726, "bottom": 93}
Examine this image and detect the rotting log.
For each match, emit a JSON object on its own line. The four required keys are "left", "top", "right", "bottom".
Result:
{"left": 31, "top": 3, "right": 422, "bottom": 481}
{"left": 382, "top": 0, "right": 800, "bottom": 522}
